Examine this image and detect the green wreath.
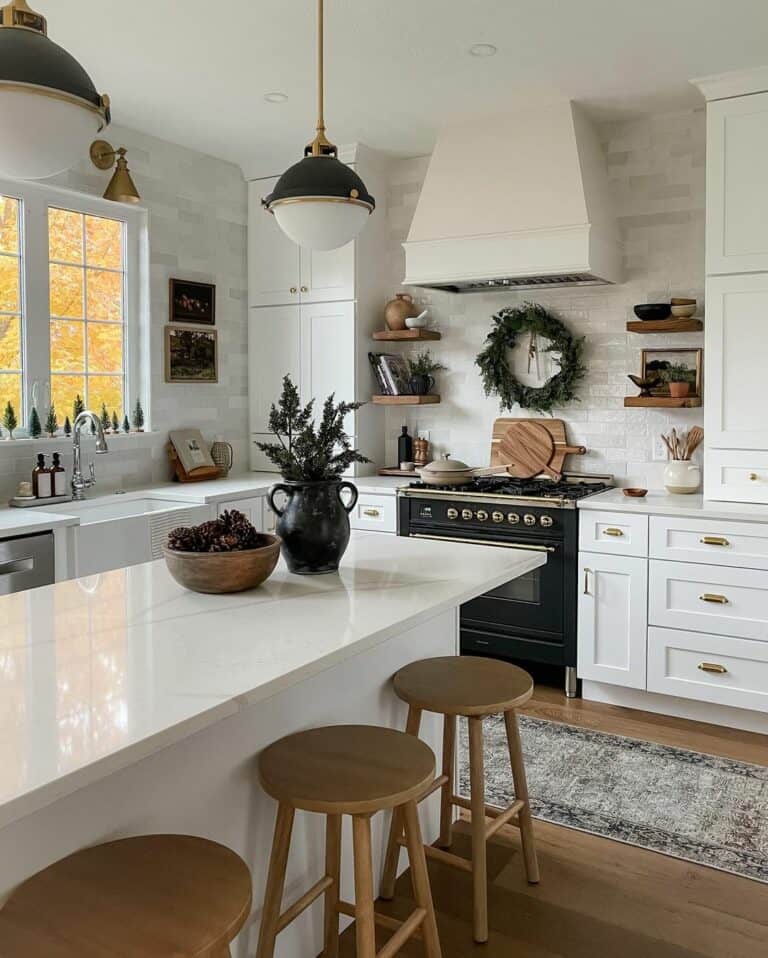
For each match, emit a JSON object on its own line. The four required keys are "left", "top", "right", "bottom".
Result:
{"left": 476, "top": 303, "right": 586, "bottom": 414}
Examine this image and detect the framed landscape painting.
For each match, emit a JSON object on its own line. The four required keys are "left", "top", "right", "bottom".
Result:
{"left": 165, "top": 326, "right": 218, "bottom": 383}
{"left": 169, "top": 278, "right": 215, "bottom": 325}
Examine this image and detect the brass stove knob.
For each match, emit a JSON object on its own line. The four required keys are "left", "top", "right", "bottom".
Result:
{"left": 508, "top": 513, "right": 520, "bottom": 524}
{"left": 446, "top": 508, "right": 458, "bottom": 520}
{"left": 475, "top": 509, "right": 489, "bottom": 521}
{"left": 523, "top": 514, "right": 536, "bottom": 526}
{"left": 461, "top": 509, "right": 473, "bottom": 520}
{"left": 492, "top": 511, "right": 504, "bottom": 523}
{"left": 540, "top": 515, "right": 554, "bottom": 528}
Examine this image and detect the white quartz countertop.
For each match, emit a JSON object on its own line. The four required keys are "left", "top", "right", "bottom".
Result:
{"left": 0, "top": 507, "right": 79, "bottom": 537}
{"left": 0, "top": 531, "right": 544, "bottom": 829}
{"left": 578, "top": 488, "right": 768, "bottom": 524}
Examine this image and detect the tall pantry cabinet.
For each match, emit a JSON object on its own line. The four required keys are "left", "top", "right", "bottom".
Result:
{"left": 246, "top": 144, "right": 389, "bottom": 473}
{"left": 694, "top": 70, "right": 768, "bottom": 503}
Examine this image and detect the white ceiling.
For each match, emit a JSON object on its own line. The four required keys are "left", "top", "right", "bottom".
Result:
{"left": 45, "top": 0, "right": 768, "bottom": 176}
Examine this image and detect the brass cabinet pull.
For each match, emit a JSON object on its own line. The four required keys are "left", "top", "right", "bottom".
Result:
{"left": 700, "top": 536, "right": 729, "bottom": 546}
{"left": 300, "top": 285, "right": 309, "bottom": 292}
{"left": 583, "top": 568, "right": 591, "bottom": 595}
{"left": 363, "top": 508, "right": 380, "bottom": 518}
{"left": 698, "top": 662, "right": 728, "bottom": 674}
{"left": 603, "top": 527, "right": 624, "bottom": 537}
{"left": 699, "top": 593, "right": 729, "bottom": 604}
{"left": 750, "top": 473, "right": 758, "bottom": 481}
{"left": 289, "top": 286, "right": 298, "bottom": 293}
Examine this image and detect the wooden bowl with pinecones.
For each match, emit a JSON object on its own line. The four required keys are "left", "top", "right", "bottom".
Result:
{"left": 163, "top": 510, "right": 281, "bottom": 594}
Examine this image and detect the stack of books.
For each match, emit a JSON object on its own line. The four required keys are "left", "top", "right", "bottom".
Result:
{"left": 368, "top": 353, "right": 412, "bottom": 395}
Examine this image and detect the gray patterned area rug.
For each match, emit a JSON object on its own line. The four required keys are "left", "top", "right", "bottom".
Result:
{"left": 458, "top": 715, "right": 768, "bottom": 883}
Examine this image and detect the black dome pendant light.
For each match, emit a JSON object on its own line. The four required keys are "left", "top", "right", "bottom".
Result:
{"left": 0, "top": 0, "right": 110, "bottom": 179}
{"left": 263, "top": 0, "right": 375, "bottom": 251}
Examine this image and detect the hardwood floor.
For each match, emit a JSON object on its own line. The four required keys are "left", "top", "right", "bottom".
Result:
{"left": 338, "top": 688, "right": 768, "bottom": 957}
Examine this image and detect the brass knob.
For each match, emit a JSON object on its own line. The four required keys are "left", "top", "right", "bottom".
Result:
{"left": 475, "top": 510, "right": 488, "bottom": 522}
{"left": 523, "top": 514, "right": 536, "bottom": 526}
{"left": 508, "top": 513, "right": 520, "bottom": 524}
{"left": 750, "top": 472, "right": 759, "bottom": 481}
{"left": 492, "top": 511, "right": 504, "bottom": 523}
{"left": 540, "top": 515, "right": 553, "bottom": 528}
{"left": 300, "top": 285, "right": 309, "bottom": 292}
{"left": 447, "top": 508, "right": 458, "bottom": 520}
{"left": 289, "top": 286, "right": 298, "bottom": 293}
{"left": 461, "top": 509, "right": 473, "bottom": 520}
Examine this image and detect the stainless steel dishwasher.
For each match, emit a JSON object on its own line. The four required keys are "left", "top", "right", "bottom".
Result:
{"left": 0, "top": 532, "right": 55, "bottom": 594}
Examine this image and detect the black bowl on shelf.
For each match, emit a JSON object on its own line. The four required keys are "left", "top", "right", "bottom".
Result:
{"left": 633, "top": 303, "right": 671, "bottom": 321}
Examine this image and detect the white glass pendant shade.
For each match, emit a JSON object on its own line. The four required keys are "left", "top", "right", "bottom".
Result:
{"left": 272, "top": 199, "right": 369, "bottom": 250}
{"left": 0, "top": 89, "right": 102, "bottom": 178}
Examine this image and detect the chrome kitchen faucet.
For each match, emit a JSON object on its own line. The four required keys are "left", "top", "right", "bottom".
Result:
{"left": 71, "top": 411, "right": 109, "bottom": 500}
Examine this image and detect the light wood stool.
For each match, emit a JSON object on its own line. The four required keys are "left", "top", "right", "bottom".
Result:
{"left": 256, "top": 724, "right": 442, "bottom": 958}
{"left": 0, "top": 834, "right": 252, "bottom": 957}
{"left": 381, "top": 656, "right": 540, "bottom": 944}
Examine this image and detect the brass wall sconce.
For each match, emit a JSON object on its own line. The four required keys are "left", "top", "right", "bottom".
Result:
{"left": 89, "top": 139, "right": 140, "bottom": 203}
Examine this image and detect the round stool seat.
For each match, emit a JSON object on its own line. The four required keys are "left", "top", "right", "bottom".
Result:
{"left": 0, "top": 835, "right": 252, "bottom": 957}
{"left": 258, "top": 724, "right": 435, "bottom": 814}
{"left": 393, "top": 656, "right": 534, "bottom": 716}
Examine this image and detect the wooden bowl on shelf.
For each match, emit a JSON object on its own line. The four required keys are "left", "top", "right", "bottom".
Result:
{"left": 622, "top": 488, "right": 648, "bottom": 498}
{"left": 163, "top": 535, "right": 282, "bottom": 594}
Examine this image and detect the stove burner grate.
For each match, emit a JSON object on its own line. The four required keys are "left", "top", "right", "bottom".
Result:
{"left": 405, "top": 476, "right": 609, "bottom": 500}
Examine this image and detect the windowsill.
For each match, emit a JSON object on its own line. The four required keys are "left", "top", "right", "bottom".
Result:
{"left": 0, "top": 431, "right": 164, "bottom": 451}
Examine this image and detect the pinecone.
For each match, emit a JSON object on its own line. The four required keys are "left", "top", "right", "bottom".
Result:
{"left": 166, "top": 510, "right": 260, "bottom": 553}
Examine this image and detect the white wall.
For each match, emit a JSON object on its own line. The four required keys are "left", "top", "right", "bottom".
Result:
{"left": 384, "top": 108, "right": 706, "bottom": 488}
{"left": 0, "top": 124, "right": 248, "bottom": 499}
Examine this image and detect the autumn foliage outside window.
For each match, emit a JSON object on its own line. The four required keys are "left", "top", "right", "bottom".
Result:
{"left": 0, "top": 197, "right": 22, "bottom": 417}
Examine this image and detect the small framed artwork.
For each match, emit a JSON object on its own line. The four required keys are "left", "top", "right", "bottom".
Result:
{"left": 641, "top": 347, "right": 702, "bottom": 398}
{"left": 165, "top": 326, "right": 218, "bottom": 383}
{"left": 169, "top": 278, "right": 215, "bottom": 325}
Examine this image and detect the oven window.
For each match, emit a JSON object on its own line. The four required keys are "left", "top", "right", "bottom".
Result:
{"left": 486, "top": 568, "right": 542, "bottom": 604}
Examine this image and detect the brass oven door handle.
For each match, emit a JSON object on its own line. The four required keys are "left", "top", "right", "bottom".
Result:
{"left": 412, "top": 533, "right": 555, "bottom": 553}
{"left": 698, "top": 662, "right": 728, "bottom": 674}
{"left": 603, "top": 527, "right": 624, "bottom": 537}
{"left": 699, "top": 593, "right": 729, "bottom": 604}
{"left": 700, "top": 536, "right": 729, "bottom": 546}
{"left": 363, "top": 508, "right": 381, "bottom": 517}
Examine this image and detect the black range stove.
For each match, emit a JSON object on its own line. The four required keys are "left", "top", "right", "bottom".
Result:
{"left": 397, "top": 473, "right": 612, "bottom": 696}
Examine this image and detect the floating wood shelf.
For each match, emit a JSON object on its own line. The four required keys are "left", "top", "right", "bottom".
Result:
{"left": 372, "top": 394, "right": 441, "bottom": 405}
{"left": 378, "top": 467, "right": 420, "bottom": 477}
{"left": 372, "top": 329, "right": 441, "bottom": 341}
{"left": 624, "top": 396, "right": 702, "bottom": 408}
{"left": 626, "top": 318, "right": 703, "bottom": 334}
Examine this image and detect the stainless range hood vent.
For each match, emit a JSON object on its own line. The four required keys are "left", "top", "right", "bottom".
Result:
{"left": 403, "top": 102, "right": 621, "bottom": 293}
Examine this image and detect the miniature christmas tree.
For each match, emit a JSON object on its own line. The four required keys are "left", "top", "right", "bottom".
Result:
{"left": 111, "top": 410, "right": 119, "bottom": 433}
{"left": 122, "top": 414, "right": 130, "bottom": 434}
{"left": 73, "top": 393, "right": 85, "bottom": 421}
{"left": 45, "top": 405, "right": 58, "bottom": 437}
{"left": 28, "top": 406, "right": 42, "bottom": 438}
{"left": 99, "top": 403, "right": 110, "bottom": 432}
{"left": 63, "top": 416, "right": 72, "bottom": 437}
{"left": 3, "top": 401, "right": 17, "bottom": 439}
{"left": 132, "top": 398, "right": 145, "bottom": 432}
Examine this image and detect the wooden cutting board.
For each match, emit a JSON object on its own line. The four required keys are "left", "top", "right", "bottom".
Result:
{"left": 497, "top": 421, "right": 560, "bottom": 479}
{"left": 491, "top": 418, "right": 587, "bottom": 478}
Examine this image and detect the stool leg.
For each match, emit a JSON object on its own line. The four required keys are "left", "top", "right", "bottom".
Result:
{"left": 504, "top": 709, "right": 540, "bottom": 884}
{"left": 352, "top": 814, "right": 377, "bottom": 958}
{"left": 438, "top": 713, "right": 456, "bottom": 848}
{"left": 403, "top": 799, "right": 443, "bottom": 958}
{"left": 323, "top": 814, "right": 342, "bottom": 958}
{"left": 468, "top": 715, "right": 488, "bottom": 944}
{"left": 380, "top": 705, "right": 422, "bottom": 899}
{"left": 256, "top": 802, "right": 295, "bottom": 958}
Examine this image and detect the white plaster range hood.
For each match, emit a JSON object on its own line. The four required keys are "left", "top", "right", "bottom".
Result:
{"left": 403, "top": 102, "right": 622, "bottom": 293}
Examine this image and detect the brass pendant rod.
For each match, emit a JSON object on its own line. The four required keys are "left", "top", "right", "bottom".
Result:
{"left": 316, "top": 0, "right": 324, "bottom": 137}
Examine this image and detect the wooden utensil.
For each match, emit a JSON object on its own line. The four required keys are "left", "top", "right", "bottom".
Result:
{"left": 498, "top": 421, "right": 559, "bottom": 479}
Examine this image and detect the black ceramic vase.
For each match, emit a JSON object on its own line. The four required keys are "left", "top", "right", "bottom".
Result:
{"left": 267, "top": 479, "right": 358, "bottom": 574}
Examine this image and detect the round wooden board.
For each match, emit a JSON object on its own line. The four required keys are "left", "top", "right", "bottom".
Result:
{"left": 498, "top": 421, "right": 558, "bottom": 479}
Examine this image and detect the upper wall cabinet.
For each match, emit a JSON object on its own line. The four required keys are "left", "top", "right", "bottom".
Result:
{"left": 705, "top": 90, "right": 768, "bottom": 275}
{"left": 248, "top": 177, "right": 354, "bottom": 306}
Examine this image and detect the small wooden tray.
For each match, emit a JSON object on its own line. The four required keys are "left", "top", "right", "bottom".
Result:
{"left": 378, "top": 467, "right": 419, "bottom": 477}
{"left": 9, "top": 493, "right": 73, "bottom": 508}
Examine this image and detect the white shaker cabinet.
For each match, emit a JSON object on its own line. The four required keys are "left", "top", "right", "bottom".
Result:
{"left": 704, "top": 90, "right": 768, "bottom": 275}
{"left": 577, "top": 553, "right": 648, "bottom": 690}
{"left": 248, "top": 177, "right": 354, "bottom": 307}
{"left": 248, "top": 305, "right": 301, "bottom": 435}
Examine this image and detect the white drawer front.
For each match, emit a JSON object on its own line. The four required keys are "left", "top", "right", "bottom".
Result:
{"left": 649, "top": 515, "right": 768, "bottom": 570}
{"left": 349, "top": 493, "right": 396, "bottom": 534}
{"left": 704, "top": 449, "right": 768, "bottom": 504}
{"left": 649, "top": 559, "right": 768, "bottom": 641}
{"left": 648, "top": 627, "right": 768, "bottom": 712}
{"left": 578, "top": 510, "right": 648, "bottom": 557}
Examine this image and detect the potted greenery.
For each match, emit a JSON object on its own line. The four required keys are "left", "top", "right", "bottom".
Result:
{"left": 407, "top": 350, "right": 446, "bottom": 395}
{"left": 257, "top": 376, "right": 369, "bottom": 574}
{"left": 665, "top": 362, "right": 691, "bottom": 399}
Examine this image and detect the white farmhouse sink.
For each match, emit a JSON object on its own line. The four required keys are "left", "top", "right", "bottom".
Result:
{"left": 45, "top": 496, "right": 195, "bottom": 525}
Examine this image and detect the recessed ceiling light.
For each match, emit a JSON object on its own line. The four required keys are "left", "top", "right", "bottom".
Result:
{"left": 264, "top": 92, "right": 288, "bottom": 103}
{"left": 468, "top": 43, "right": 497, "bottom": 58}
